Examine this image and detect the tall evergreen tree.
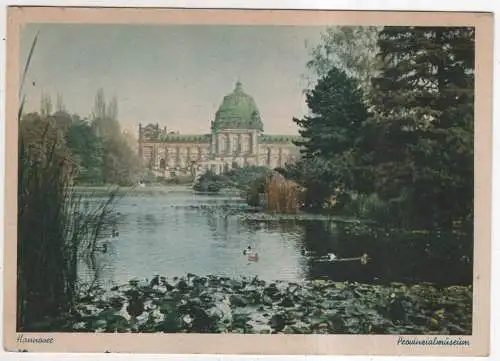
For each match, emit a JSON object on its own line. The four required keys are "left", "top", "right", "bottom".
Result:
{"left": 292, "top": 66, "right": 369, "bottom": 207}
{"left": 369, "top": 26, "right": 475, "bottom": 229}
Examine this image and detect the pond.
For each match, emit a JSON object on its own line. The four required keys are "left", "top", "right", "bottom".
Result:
{"left": 80, "top": 186, "right": 473, "bottom": 289}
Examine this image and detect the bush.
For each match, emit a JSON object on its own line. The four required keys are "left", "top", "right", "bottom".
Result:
{"left": 338, "top": 193, "right": 394, "bottom": 223}
{"left": 224, "top": 165, "right": 271, "bottom": 190}
{"left": 245, "top": 175, "right": 268, "bottom": 207}
{"left": 266, "top": 172, "right": 303, "bottom": 214}
{"left": 194, "top": 165, "right": 271, "bottom": 194}
{"left": 193, "top": 171, "right": 231, "bottom": 193}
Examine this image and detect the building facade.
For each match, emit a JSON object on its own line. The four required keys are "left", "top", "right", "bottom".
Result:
{"left": 138, "top": 81, "right": 302, "bottom": 178}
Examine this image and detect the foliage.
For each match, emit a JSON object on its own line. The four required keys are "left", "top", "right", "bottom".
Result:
{"left": 193, "top": 171, "right": 232, "bottom": 193}
{"left": 101, "top": 135, "right": 143, "bottom": 186}
{"left": 17, "top": 108, "right": 118, "bottom": 331}
{"left": 17, "top": 33, "right": 119, "bottom": 331}
{"left": 306, "top": 26, "right": 381, "bottom": 96}
{"left": 283, "top": 158, "right": 338, "bottom": 211}
{"left": 338, "top": 193, "right": 390, "bottom": 221}
{"left": 193, "top": 165, "right": 271, "bottom": 194}
{"left": 160, "top": 175, "right": 195, "bottom": 185}
{"left": 88, "top": 89, "right": 143, "bottom": 186}
{"left": 290, "top": 66, "right": 369, "bottom": 211}
{"left": 25, "top": 274, "right": 472, "bottom": 335}
{"left": 367, "top": 26, "right": 475, "bottom": 229}
{"left": 224, "top": 165, "right": 271, "bottom": 190}
{"left": 31, "top": 89, "right": 143, "bottom": 186}
{"left": 266, "top": 172, "right": 303, "bottom": 214}
{"left": 245, "top": 175, "right": 268, "bottom": 207}
{"left": 40, "top": 92, "right": 53, "bottom": 117}
{"left": 65, "top": 117, "right": 104, "bottom": 184}
{"left": 292, "top": 26, "right": 474, "bottom": 232}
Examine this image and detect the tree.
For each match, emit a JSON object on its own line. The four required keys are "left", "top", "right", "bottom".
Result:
{"left": 284, "top": 157, "right": 339, "bottom": 210}
{"left": 142, "top": 123, "right": 162, "bottom": 140}
{"left": 306, "top": 26, "right": 381, "bottom": 95}
{"left": 101, "top": 135, "right": 142, "bottom": 186}
{"left": 87, "top": 88, "right": 145, "bottom": 184}
{"left": 107, "top": 96, "right": 118, "bottom": 122}
{"left": 291, "top": 66, "right": 369, "bottom": 208}
{"left": 56, "top": 93, "right": 66, "bottom": 112}
{"left": 91, "top": 88, "right": 107, "bottom": 121}
{"left": 40, "top": 93, "right": 53, "bottom": 117}
{"left": 91, "top": 89, "right": 120, "bottom": 138}
{"left": 65, "top": 117, "right": 104, "bottom": 184}
{"left": 368, "top": 26, "right": 475, "bottom": 229}
{"left": 52, "top": 110, "right": 73, "bottom": 135}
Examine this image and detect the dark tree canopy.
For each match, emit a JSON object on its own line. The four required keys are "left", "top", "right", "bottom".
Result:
{"left": 368, "top": 26, "right": 475, "bottom": 228}
{"left": 291, "top": 66, "right": 369, "bottom": 209}
{"left": 294, "top": 66, "right": 369, "bottom": 159}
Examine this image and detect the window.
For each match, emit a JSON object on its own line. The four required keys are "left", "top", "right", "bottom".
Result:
{"left": 240, "top": 134, "right": 251, "bottom": 153}
{"left": 231, "top": 134, "right": 238, "bottom": 153}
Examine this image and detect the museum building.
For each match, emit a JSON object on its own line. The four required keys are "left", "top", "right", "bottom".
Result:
{"left": 138, "top": 81, "right": 302, "bottom": 178}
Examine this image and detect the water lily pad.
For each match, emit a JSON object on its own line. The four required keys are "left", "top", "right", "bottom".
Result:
{"left": 229, "top": 294, "right": 248, "bottom": 307}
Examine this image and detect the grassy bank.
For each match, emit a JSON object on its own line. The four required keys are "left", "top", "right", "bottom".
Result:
{"left": 25, "top": 274, "right": 472, "bottom": 335}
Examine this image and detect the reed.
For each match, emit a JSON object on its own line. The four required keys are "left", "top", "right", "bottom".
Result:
{"left": 17, "top": 33, "right": 118, "bottom": 331}
{"left": 266, "top": 172, "right": 302, "bottom": 214}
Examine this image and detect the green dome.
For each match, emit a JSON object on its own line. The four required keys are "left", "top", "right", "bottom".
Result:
{"left": 212, "top": 81, "right": 264, "bottom": 132}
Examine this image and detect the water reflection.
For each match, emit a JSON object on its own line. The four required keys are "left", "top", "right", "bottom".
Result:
{"left": 79, "top": 189, "right": 472, "bottom": 288}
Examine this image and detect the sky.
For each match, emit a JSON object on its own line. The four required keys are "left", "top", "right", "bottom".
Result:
{"left": 20, "top": 24, "right": 326, "bottom": 136}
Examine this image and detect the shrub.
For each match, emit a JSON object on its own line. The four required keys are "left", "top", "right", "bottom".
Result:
{"left": 266, "top": 172, "right": 303, "bottom": 214}
{"left": 193, "top": 171, "right": 230, "bottom": 193}
{"left": 245, "top": 175, "right": 268, "bottom": 207}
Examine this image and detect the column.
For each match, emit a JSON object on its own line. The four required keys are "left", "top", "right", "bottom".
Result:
{"left": 154, "top": 144, "right": 159, "bottom": 169}
{"left": 252, "top": 131, "right": 258, "bottom": 155}
{"left": 228, "top": 133, "right": 233, "bottom": 155}
{"left": 211, "top": 134, "right": 216, "bottom": 155}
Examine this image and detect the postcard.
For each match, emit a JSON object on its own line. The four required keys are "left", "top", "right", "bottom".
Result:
{"left": 3, "top": 6, "right": 493, "bottom": 356}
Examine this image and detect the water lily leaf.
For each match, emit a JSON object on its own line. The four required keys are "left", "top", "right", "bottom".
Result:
{"left": 269, "top": 313, "right": 286, "bottom": 332}
{"left": 229, "top": 294, "right": 248, "bottom": 307}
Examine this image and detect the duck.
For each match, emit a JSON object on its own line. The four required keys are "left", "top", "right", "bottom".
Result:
{"left": 248, "top": 252, "right": 259, "bottom": 262}
{"left": 243, "top": 246, "right": 252, "bottom": 255}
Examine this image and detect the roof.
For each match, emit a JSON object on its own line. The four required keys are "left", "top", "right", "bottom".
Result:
{"left": 211, "top": 81, "right": 264, "bottom": 132}
{"left": 260, "top": 134, "right": 303, "bottom": 143}
{"left": 159, "top": 134, "right": 211, "bottom": 142}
